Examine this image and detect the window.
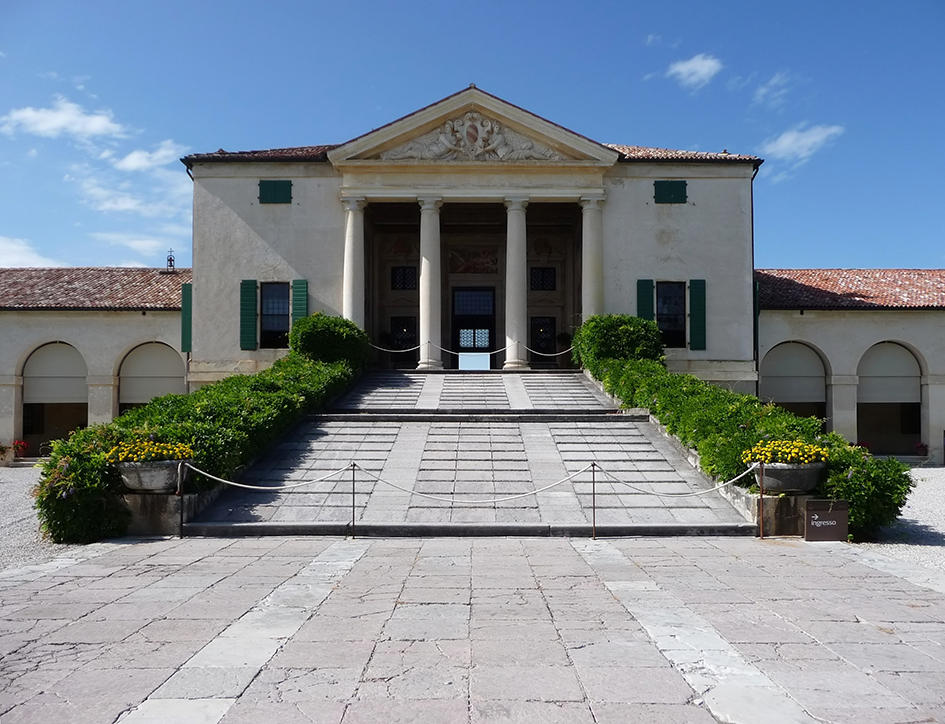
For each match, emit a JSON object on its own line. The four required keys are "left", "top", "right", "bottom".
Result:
{"left": 656, "top": 282, "right": 687, "bottom": 348}
{"left": 654, "top": 180, "right": 687, "bottom": 204}
{"left": 530, "top": 267, "right": 556, "bottom": 291}
{"left": 391, "top": 266, "right": 417, "bottom": 290}
{"left": 260, "top": 283, "right": 291, "bottom": 348}
{"left": 258, "top": 180, "right": 292, "bottom": 204}
{"left": 636, "top": 278, "right": 706, "bottom": 350}
{"left": 240, "top": 279, "right": 308, "bottom": 350}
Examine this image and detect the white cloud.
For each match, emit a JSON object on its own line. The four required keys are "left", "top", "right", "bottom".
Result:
{"left": 115, "top": 260, "right": 149, "bottom": 268}
{"left": 0, "top": 236, "right": 66, "bottom": 267}
{"left": 666, "top": 53, "right": 723, "bottom": 89}
{"left": 113, "top": 140, "right": 188, "bottom": 172}
{"left": 754, "top": 72, "right": 792, "bottom": 109}
{"left": 646, "top": 34, "right": 662, "bottom": 46}
{"left": 89, "top": 231, "right": 166, "bottom": 256}
{"left": 0, "top": 96, "right": 125, "bottom": 139}
{"left": 759, "top": 124, "right": 845, "bottom": 164}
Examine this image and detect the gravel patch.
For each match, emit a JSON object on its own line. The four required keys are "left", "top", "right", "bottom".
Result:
{"left": 0, "top": 465, "right": 80, "bottom": 570}
{"left": 858, "top": 467, "right": 945, "bottom": 572}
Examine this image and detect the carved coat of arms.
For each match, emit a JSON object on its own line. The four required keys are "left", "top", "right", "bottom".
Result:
{"left": 381, "top": 112, "right": 562, "bottom": 162}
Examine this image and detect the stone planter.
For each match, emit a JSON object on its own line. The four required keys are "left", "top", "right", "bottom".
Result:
{"left": 756, "top": 462, "right": 826, "bottom": 493}
{"left": 116, "top": 460, "right": 190, "bottom": 493}
{"left": 0, "top": 448, "right": 14, "bottom": 466}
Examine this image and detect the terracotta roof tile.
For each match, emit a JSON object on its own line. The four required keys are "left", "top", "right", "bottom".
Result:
{"left": 756, "top": 269, "right": 945, "bottom": 310}
{"left": 0, "top": 267, "right": 192, "bottom": 311}
{"left": 604, "top": 144, "right": 762, "bottom": 166}
{"left": 182, "top": 145, "right": 337, "bottom": 166}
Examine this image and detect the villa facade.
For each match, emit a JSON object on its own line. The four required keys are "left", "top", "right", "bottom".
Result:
{"left": 1, "top": 88, "right": 943, "bottom": 462}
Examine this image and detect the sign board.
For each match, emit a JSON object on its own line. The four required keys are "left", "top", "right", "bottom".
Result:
{"left": 805, "top": 499, "right": 849, "bottom": 541}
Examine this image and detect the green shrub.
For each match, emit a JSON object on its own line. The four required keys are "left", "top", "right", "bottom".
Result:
{"left": 572, "top": 315, "right": 664, "bottom": 369}
{"left": 290, "top": 312, "right": 370, "bottom": 369}
{"left": 34, "top": 354, "right": 357, "bottom": 543}
{"left": 583, "top": 355, "right": 914, "bottom": 539}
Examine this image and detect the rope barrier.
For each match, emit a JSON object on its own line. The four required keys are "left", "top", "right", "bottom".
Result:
{"left": 187, "top": 460, "right": 757, "bottom": 501}
{"left": 368, "top": 342, "right": 424, "bottom": 353}
{"left": 369, "top": 340, "right": 575, "bottom": 360}
{"left": 183, "top": 462, "right": 352, "bottom": 491}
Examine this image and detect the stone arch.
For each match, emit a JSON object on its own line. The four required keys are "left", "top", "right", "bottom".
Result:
{"left": 856, "top": 342, "right": 922, "bottom": 455}
{"left": 759, "top": 342, "right": 827, "bottom": 420}
{"left": 118, "top": 342, "right": 186, "bottom": 413}
{"left": 21, "top": 342, "right": 89, "bottom": 453}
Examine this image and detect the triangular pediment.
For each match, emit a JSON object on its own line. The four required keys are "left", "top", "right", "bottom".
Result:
{"left": 328, "top": 87, "right": 619, "bottom": 166}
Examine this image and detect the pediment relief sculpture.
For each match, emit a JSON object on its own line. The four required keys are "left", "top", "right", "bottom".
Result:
{"left": 380, "top": 112, "right": 563, "bottom": 162}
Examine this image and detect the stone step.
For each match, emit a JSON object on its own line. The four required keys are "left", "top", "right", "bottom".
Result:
{"left": 184, "top": 520, "right": 758, "bottom": 538}
{"left": 315, "top": 410, "right": 643, "bottom": 423}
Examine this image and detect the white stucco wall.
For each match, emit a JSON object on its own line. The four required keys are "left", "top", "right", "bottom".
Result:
{"left": 603, "top": 162, "right": 757, "bottom": 385}
{"left": 0, "top": 310, "right": 183, "bottom": 443}
{"left": 760, "top": 308, "right": 945, "bottom": 463}
{"left": 189, "top": 162, "right": 344, "bottom": 384}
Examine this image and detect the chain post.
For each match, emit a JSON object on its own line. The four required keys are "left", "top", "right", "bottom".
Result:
{"left": 351, "top": 462, "right": 356, "bottom": 539}
{"left": 592, "top": 463, "right": 597, "bottom": 540}
{"left": 758, "top": 461, "right": 765, "bottom": 540}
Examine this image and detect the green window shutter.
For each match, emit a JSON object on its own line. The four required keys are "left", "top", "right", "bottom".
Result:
{"left": 291, "top": 279, "right": 308, "bottom": 326}
{"left": 259, "top": 180, "right": 292, "bottom": 204}
{"left": 180, "top": 283, "right": 192, "bottom": 353}
{"left": 240, "top": 279, "right": 258, "bottom": 350}
{"left": 689, "top": 279, "right": 706, "bottom": 351}
{"left": 654, "top": 180, "right": 687, "bottom": 204}
{"left": 637, "top": 279, "right": 655, "bottom": 321}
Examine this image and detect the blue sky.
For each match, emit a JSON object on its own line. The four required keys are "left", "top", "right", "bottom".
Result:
{"left": 1, "top": 1, "right": 942, "bottom": 269}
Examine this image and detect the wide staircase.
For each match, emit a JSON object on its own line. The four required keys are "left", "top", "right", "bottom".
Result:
{"left": 188, "top": 371, "right": 755, "bottom": 536}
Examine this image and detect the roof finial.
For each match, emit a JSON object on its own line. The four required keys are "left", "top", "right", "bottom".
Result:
{"left": 165, "top": 249, "right": 176, "bottom": 273}
{"left": 469, "top": 83, "right": 477, "bottom": 89}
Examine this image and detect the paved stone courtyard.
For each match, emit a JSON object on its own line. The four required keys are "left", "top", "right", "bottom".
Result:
{"left": 195, "top": 373, "right": 748, "bottom": 532}
{"left": 2, "top": 535, "right": 945, "bottom": 723}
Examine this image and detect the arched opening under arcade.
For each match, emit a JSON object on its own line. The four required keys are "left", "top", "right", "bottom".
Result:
{"left": 857, "top": 342, "right": 922, "bottom": 455}
{"left": 759, "top": 342, "right": 827, "bottom": 423}
{"left": 118, "top": 342, "right": 186, "bottom": 415}
{"left": 21, "top": 342, "right": 88, "bottom": 454}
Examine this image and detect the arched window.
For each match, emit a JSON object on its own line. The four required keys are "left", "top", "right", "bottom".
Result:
{"left": 857, "top": 342, "right": 921, "bottom": 455}
{"left": 119, "top": 343, "right": 186, "bottom": 414}
{"left": 760, "top": 342, "right": 826, "bottom": 420}
{"left": 22, "top": 342, "right": 88, "bottom": 452}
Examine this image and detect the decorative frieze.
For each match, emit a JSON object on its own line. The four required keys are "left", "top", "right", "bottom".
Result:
{"left": 380, "top": 112, "right": 563, "bottom": 162}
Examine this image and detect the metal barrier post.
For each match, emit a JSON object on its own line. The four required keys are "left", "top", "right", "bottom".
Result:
{"left": 592, "top": 463, "right": 597, "bottom": 540}
{"left": 177, "top": 461, "right": 185, "bottom": 539}
{"left": 350, "top": 463, "right": 357, "bottom": 538}
{"left": 758, "top": 461, "right": 765, "bottom": 540}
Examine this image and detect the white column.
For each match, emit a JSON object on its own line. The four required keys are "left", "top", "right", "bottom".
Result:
{"left": 418, "top": 197, "right": 443, "bottom": 370}
{"left": 827, "top": 375, "right": 858, "bottom": 443}
{"left": 87, "top": 376, "right": 118, "bottom": 425}
{"left": 504, "top": 198, "right": 529, "bottom": 369}
{"left": 0, "top": 375, "right": 22, "bottom": 443}
{"left": 581, "top": 196, "right": 605, "bottom": 321}
{"left": 342, "top": 197, "right": 366, "bottom": 327}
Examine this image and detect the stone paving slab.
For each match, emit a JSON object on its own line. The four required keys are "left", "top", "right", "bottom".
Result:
{"left": 195, "top": 372, "right": 749, "bottom": 532}
{"left": 2, "top": 536, "right": 945, "bottom": 723}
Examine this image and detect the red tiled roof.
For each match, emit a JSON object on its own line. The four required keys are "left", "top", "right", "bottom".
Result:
{"left": 756, "top": 269, "right": 945, "bottom": 310}
{"left": 0, "top": 267, "right": 192, "bottom": 311}
{"left": 183, "top": 142, "right": 761, "bottom": 167}
{"left": 182, "top": 145, "right": 336, "bottom": 166}
{"left": 605, "top": 144, "right": 761, "bottom": 167}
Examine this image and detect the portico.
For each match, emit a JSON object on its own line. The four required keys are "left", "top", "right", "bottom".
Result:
{"left": 328, "top": 87, "right": 617, "bottom": 370}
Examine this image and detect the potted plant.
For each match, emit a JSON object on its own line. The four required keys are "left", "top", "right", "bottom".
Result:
{"left": 12, "top": 440, "right": 28, "bottom": 457}
{"left": 741, "top": 440, "right": 830, "bottom": 493}
{"left": 105, "top": 439, "right": 194, "bottom": 493}
{"left": 0, "top": 442, "right": 12, "bottom": 465}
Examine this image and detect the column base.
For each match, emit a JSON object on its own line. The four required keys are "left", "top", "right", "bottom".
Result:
{"left": 417, "top": 359, "right": 444, "bottom": 370}
{"left": 503, "top": 359, "right": 531, "bottom": 370}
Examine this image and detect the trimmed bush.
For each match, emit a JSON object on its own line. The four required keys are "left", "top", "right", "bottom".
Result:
{"left": 290, "top": 312, "right": 370, "bottom": 369}
{"left": 572, "top": 315, "right": 664, "bottom": 369}
{"left": 34, "top": 354, "right": 357, "bottom": 543}
{"left": 584, "top": 355, "right": 914, "bottom": 538}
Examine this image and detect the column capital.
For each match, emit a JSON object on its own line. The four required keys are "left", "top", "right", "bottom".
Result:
{"left": 580, "top": 196, "right": 605, "bottom": 210}
{"left": 342, "top": 197, "right": 367, "bottom": 212}
{"left": 504, "top": 197, "right": 529, "bottom": 211}
{"left": 418, "top": 197, "right": 443, "bottom": 212}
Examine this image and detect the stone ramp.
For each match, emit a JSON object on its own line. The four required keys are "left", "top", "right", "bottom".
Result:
{"left": 189, "top": 372, "right": 755, "bottom": 537}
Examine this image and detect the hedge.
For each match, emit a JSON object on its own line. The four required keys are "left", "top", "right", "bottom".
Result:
{"left": 574, "top": 316, "right": 914, "bottom": 539}
{"left": 35, "top": 317, "right": 362, "bottom": 543}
